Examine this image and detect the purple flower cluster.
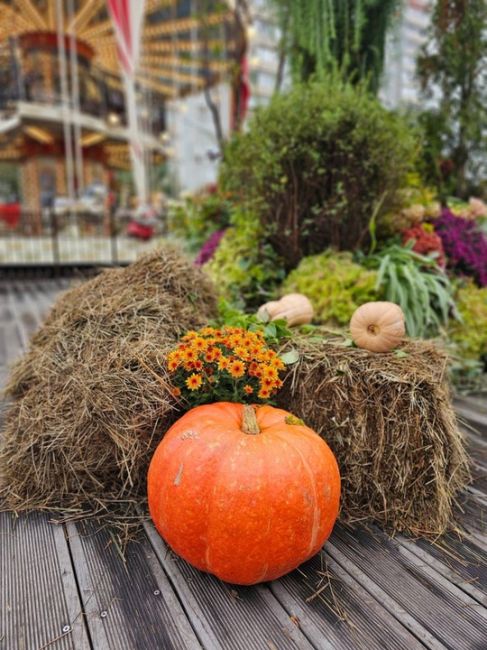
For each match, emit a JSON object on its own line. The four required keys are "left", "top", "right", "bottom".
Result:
{"left": 194, "top": 229, "right": 227, "bottom": 267}
{"left": 434, "top": 209, "right": 487, "bottom": 287}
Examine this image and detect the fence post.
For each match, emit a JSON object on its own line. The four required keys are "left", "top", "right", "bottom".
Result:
{"left": 109, "top": 206, "right": 118, "bottom": 265}
{"left": 49, "top": 208, "right": 60, "bottom": 264}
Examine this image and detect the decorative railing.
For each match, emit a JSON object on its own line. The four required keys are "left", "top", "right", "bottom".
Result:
{"left": 0, "top": 209, "right": 166, "bottom": 266}
{"left": 0, "top": 46, "right": 166, "bottom": 136}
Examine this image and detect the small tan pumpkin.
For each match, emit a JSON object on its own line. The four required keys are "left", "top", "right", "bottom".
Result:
{"left": 350, "top": 301, "right": 406, "bottom": 353}
{"left": 258, "top": 293, "right": 314, "bottom": 327}
{"left": 258, "top": 300, "right": 282, "bottom": 320}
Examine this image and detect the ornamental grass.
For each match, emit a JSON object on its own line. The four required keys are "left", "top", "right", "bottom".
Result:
{"left": 0, "top": 247, "right": 217, "bottom": 527}
{"left": 277, "top": 334, "right": 470, "bottom": 536}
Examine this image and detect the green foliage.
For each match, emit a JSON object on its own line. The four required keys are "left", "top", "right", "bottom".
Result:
{"left": 205, "top": 209, "right": 285, "bottom": 309}
{"left": 417, "top": 0, "right": 487, "bottom": 198}
{"left": 282, "top": 251, "right": 380, "bottom": 326}
{"left": 167, "top": 192, "right": 232, "bottom": 253}
{"left": 447, "top": 353, "right": 486, "bottom": 394}
{"left": 377, "top": 172, "right": 440, "bottom": 238}
{"left": 448, "top": 282, "right": 487, "bottom": 361}
{"left": 214, "top": 299, "right": 293, "bottom": 346}
{"left": 362, "top": 242, "right": 457, "bottom": 337}
{"left": 220, "top": 80, "right": 417, "bottom": 270}
{"left": 271, "top": 0, "right": 400, "bottom": 93}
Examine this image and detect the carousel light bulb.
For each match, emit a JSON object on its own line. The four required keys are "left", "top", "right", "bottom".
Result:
{"left": 246, "top": 25, "right": 256, "bottom": 40}
{"left": 159, "top": 131, "right": 171, "bottom": 143}
{"left": 107, "top": 112, "right": 120, "bottom": 126}
{"left": 250, "top": 56, "right": 261, "bottom": 67}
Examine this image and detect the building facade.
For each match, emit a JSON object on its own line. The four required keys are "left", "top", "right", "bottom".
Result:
{"left": 380, "top": 0, "right": 432, "bottom": 109}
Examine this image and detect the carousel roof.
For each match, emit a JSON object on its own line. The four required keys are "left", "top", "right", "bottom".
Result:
{"left": 0, "top": 0, "right": 244, "bottom": 98}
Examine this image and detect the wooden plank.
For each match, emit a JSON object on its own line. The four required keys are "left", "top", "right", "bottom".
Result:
{"left": 455, "top": 402, "right": 487, "bottom": 435}
{"left": 270, "top": 542, "right": 426, "bottom": 650}
{"left": 330, "top": 525, "right": 487, "bottom": 650}
{"left": 0, "top": 284, "right": 13, "bottom": 324}
{"left": 8, "top": 283, "right": 40, "bottom": 339}
{"left": 1, "top": 280, "right": 91, "bottom": 650}
{"left": 0, "top": 323, "right": 22, "bottom": 367}
{"left": 0, "top": 512, "right": 91, "bottom": 650}
{"left": 397, "top": 533, "right": 487, "bottom": 606}
{"left": 455, "top": 396, "right": 487, "bottom": 417}
{"left": 66, "top": 520, "right": 201, "bottom": 650}
{"left": 143, "top": 519, "right": 314, "bottom": 650}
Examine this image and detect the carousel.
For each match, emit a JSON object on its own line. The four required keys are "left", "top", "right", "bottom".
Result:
{"left": 0, "top": 0, "right": 246, "bottom": 240}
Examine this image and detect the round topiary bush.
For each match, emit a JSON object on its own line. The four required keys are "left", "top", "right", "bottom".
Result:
{"left": 220, "top": 80, "right": 417, "bottom": 270}
{"left": 282, "top": 251, "right": 381, "bottom": 326}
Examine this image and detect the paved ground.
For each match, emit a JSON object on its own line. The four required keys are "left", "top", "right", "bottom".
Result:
{"left": 0, "top": 277, "right": 486, "bottom": 650}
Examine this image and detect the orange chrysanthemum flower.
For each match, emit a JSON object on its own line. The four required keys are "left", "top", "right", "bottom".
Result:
{"left": 218, "top": 356, "right": 230, "bottom": 371}
{"left": 262, "top": 365, "right": 278, "bottom": 379}
{"left": 168, "top": 359, "right": 179, "bottom": 372}
{"left": 270, "top": 357, "right": 285, "bottom": 370}
{"left": 191, "top": 337, "right": 208, "bottom": 352}
{"left": 243, "top": 385, "right": 254, "bottom": 395}
{"left": 183, "top": 348, "right": 197, "bottom": 362}
{"left": 229, "top": 360, "right": 245, "bottom": 378}
{"left": 248, "top": 361, "right": 259, "bottom": 376}
{"left": 194, "top": 359, "right": 203, "bottom": 370}
{"left": 212, "top": 347, "right": 222, "bottom": 360}
{"left": 186, "top": 373, "right": 203, "bottom": 390}
{"left": 205, "top": 348, "right": 217, "bottom": 362}
{"left": 235, "top": 346, "right": 250, "bottom": 360}
{"left": 258, "top": 387, "right": 271, "bottom": 399}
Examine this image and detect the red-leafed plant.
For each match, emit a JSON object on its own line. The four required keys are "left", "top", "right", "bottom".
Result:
{"left": 402, "top": 224, "right": 446, "bottom": 268}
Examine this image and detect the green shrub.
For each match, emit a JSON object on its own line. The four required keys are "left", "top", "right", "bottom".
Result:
{"left": 282, "top": 251, "right": 380, "bottom": 326}
{"left": 220, "top": 79, "right": 417, "bottom": 270}
{"left": 361, "top": 242, "right": 457, "bottom": 338}
{"left": 206, "top": 209, "right": 285, "bottom": 309}
{"left": 448, "top": 282, "right": 487, "bottom": 361}
{"left": 167, "top": 191, "right": 232, "bottom": 253}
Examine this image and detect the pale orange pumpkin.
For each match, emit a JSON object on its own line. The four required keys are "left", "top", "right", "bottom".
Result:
{"left": 147, "top": 402, "right": 340, "bottom": 585}
{"left": 258, "top": 293, "right": 314, "bottom": 327}
{"left": 350, "top": 301, "right": 406, "bottom": 352}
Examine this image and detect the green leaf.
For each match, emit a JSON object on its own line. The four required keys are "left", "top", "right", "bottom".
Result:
{"left": 280, "top": 349, "right": 300, "bottom": 365}
{"left": 264, "top": 322, "right": 277, "bottom": 338}
{"left": 257, "top": 309, "right": 270, "bottom": 323}
{"left": 394, "top": 350, "right": 409, "bottom": 358}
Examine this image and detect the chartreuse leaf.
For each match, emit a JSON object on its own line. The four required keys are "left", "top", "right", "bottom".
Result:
{"left": 280, "top": 349, "right": 300, "bottom": 365}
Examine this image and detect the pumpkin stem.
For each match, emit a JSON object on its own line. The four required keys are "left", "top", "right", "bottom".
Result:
{"left": 242, "top": 404, "right": 260, "bottom": 435}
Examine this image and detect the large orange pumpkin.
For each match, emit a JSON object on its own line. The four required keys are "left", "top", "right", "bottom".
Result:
{"left": 148, "top": 402, "right": 340, "bottom": 585}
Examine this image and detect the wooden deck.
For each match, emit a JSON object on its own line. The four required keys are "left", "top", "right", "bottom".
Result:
{"left": 1, "top": 277, "right": 486, "bottom": 650}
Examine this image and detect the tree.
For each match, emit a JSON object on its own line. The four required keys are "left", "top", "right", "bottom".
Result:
{"left": 271, "top": 0, "right": 400, "bottom": 93}
{"left": 417, "top": 0, "right": 487, "bottom": 199}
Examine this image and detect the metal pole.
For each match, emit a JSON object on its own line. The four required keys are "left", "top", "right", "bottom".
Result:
{"left": 56, "top": 0, "right": 76, "bottom": 262}
{"left": 109, "top": 200, "right": 118, "bottom": 264}
{"left": 68, "top": 0, "right": 84, "bottom": 196}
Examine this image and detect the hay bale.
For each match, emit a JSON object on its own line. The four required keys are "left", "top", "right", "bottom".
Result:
{"left": 0, "top": 247, "right": 217, "bottom": 518}
{"left": 278, "top": 335, "right": 470, "bottom": 536}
